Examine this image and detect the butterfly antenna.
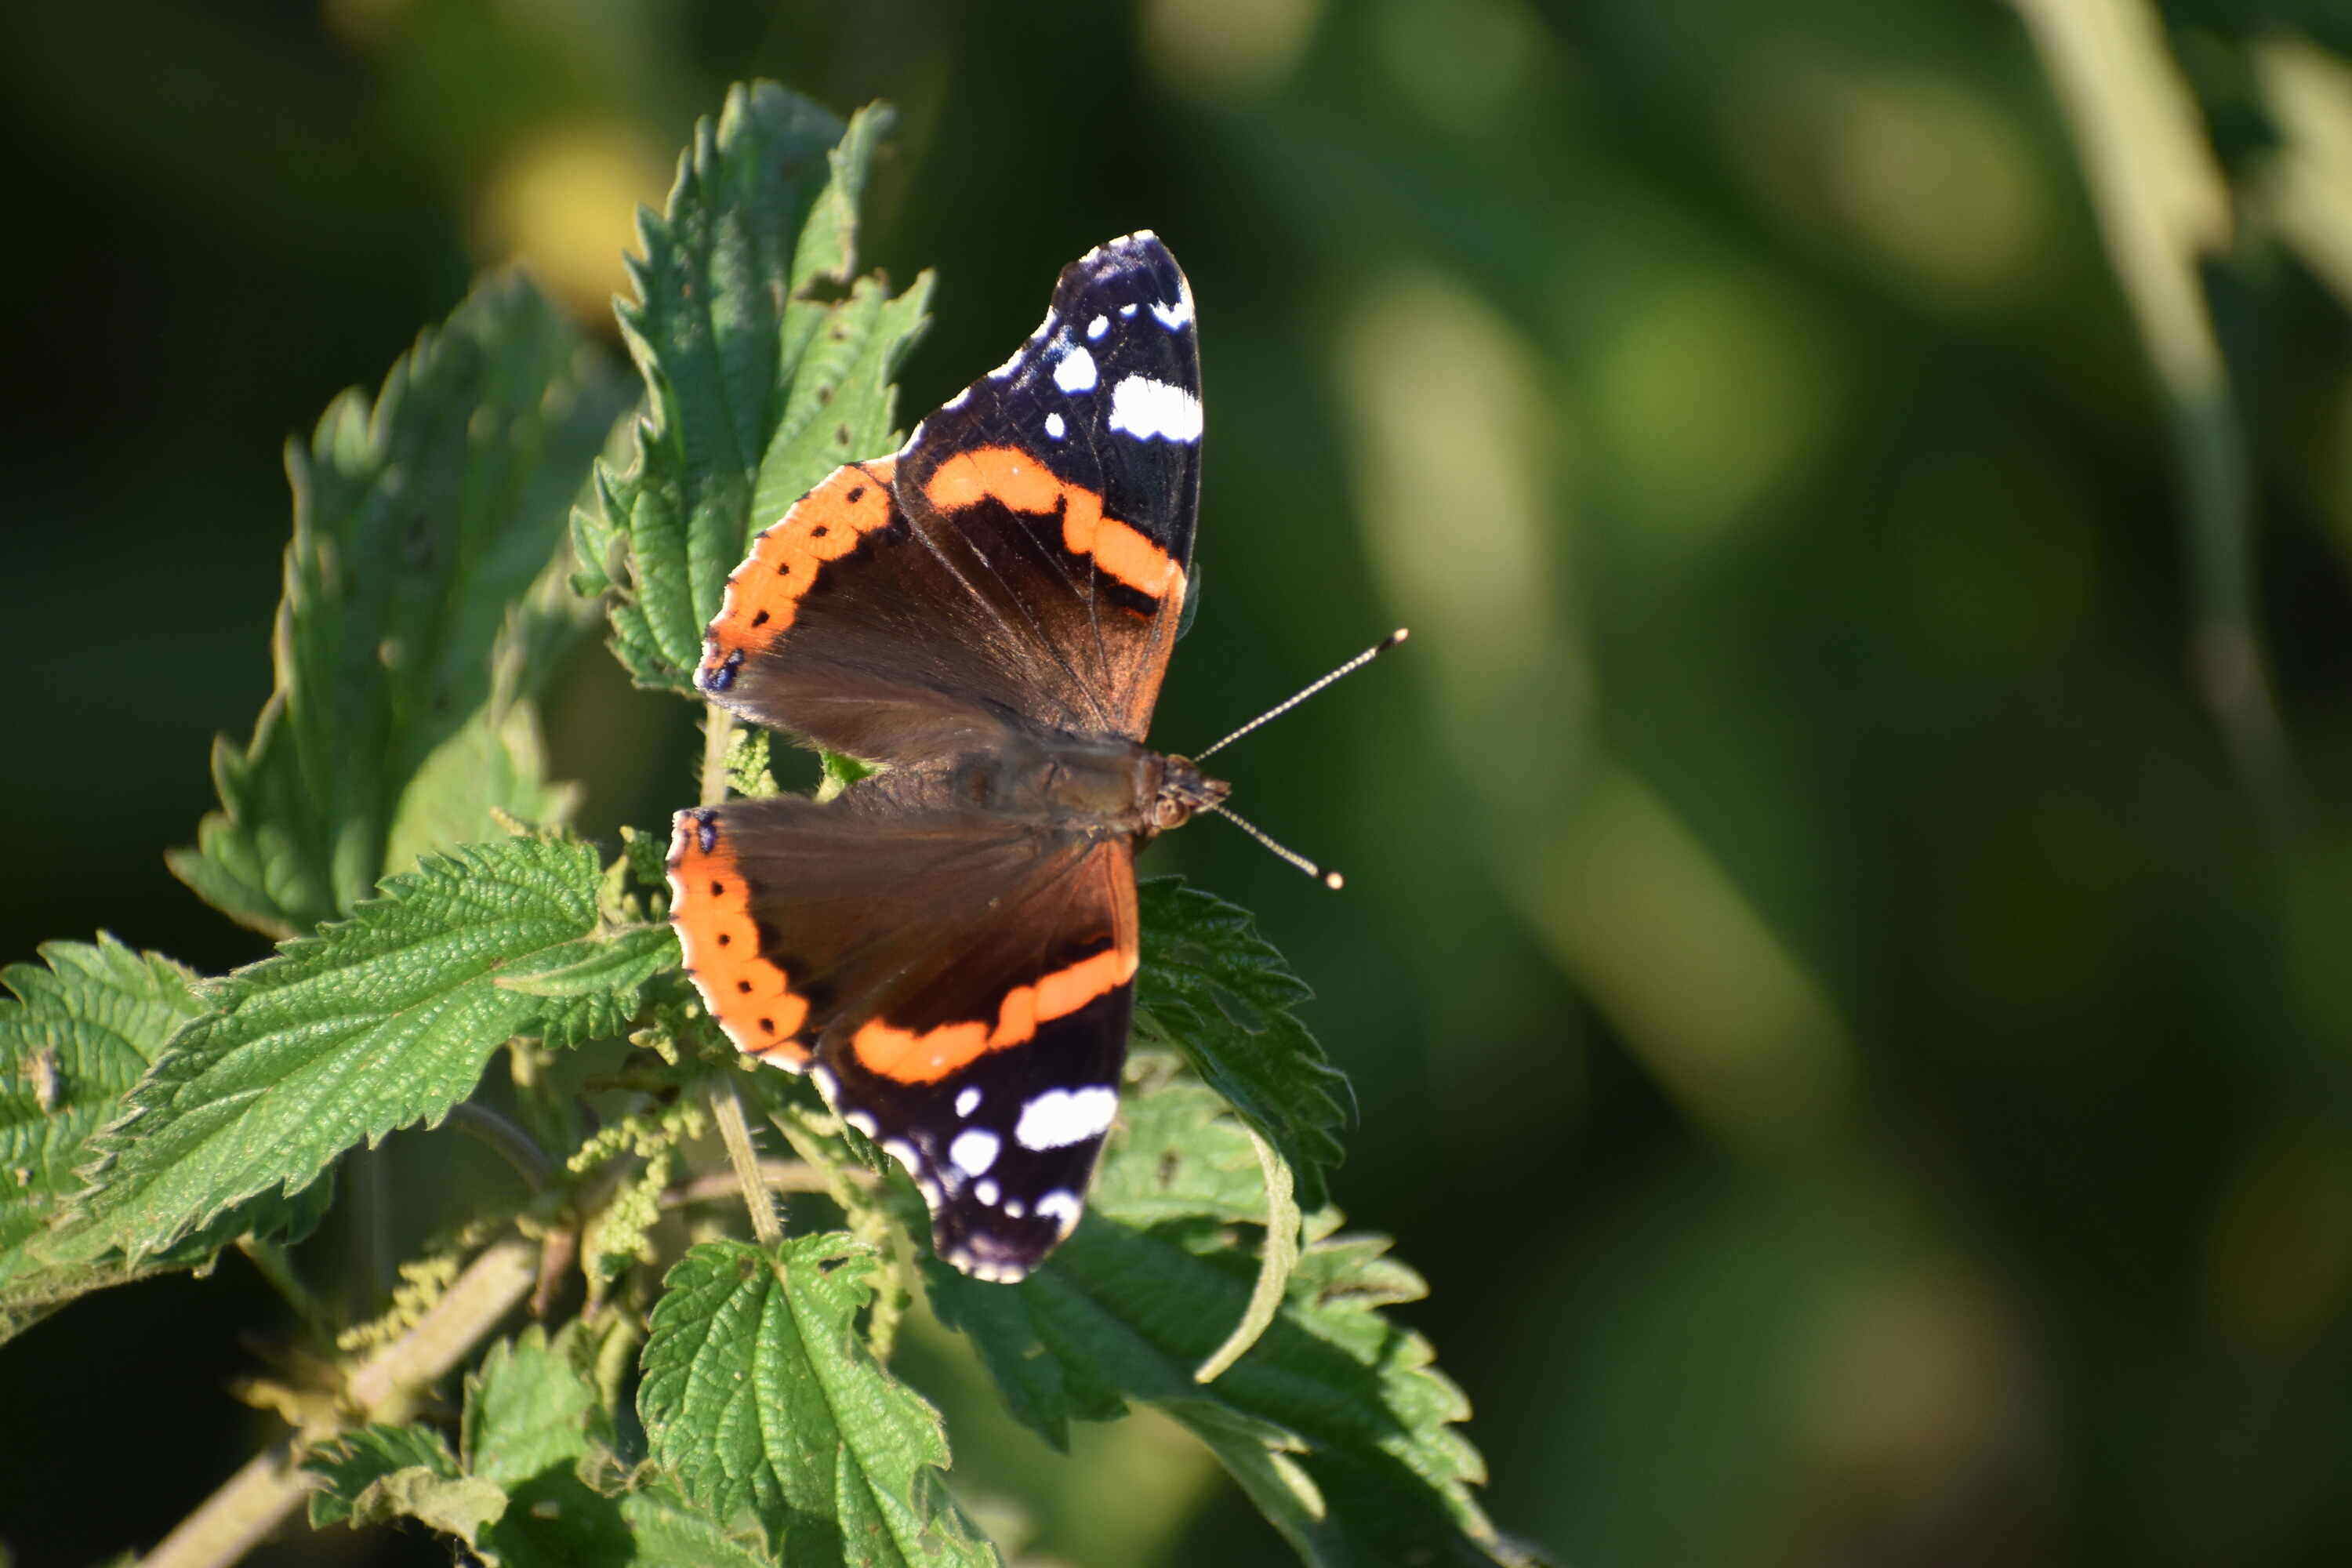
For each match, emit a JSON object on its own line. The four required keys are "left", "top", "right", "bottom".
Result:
{"left": 1195, "top": 628, "right": 1410, "bottom": 761}
{"left": 1206, "top": 804, "right": 1345, "bottom": 891}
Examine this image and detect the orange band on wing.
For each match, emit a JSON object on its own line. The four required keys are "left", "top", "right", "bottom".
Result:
{"left": 699, "top": 459, "right": 900, "bottom": 683}
{"left": 666, "top": 811, "right": 811, "bottom": 1066}
{"left": 851, "top": 943, "right": 1140, "bottom": 1084}
{"left": 921, "top": 445, "right": 1184, "bottom": 602}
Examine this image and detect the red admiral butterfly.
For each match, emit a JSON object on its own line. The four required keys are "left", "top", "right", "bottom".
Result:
{"left": 669, "top": 234, "right": 1220, "bottom": 1281}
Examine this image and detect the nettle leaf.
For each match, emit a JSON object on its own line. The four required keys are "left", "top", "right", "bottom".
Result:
{"left": 306, "top": 1423, "right": 506, "bottom": 1544}
{"left": 581, "top": 85, "right": 931, "bottom": 690}
{"left": 172, "top": 274, "right": 628, "bottom": 938}
{"left": 59, "top": 838, "right": 668, "bottom": 1265}
{"left": 620, "top": 1486, "right": 782, "bottom": 1568}
{"left": 0, "top": 938, "right": 326, "bottom": 1340}
{"left": 459, "top": 1324, "right": 635, "bottom": 1566}
{"left": 639, "top": 1235, "right": 999, "bottom": 1567}
{"left": 1134, "top": 878, "right": 1350, "bottom": 1210}
{"left": 928, "top": 1085, "right": 1523, "bottom": 1568}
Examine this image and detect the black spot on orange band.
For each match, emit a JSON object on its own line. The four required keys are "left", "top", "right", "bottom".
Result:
{"left": 666, "top": 810, "right": 811, "bottom": 1067}
{"left": 698, "top": 460, "right": 902, "bottom": 691}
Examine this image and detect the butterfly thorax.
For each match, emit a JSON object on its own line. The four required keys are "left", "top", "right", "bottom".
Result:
{"left": 942, "top": 733, "right": 1227, "bottom": 841}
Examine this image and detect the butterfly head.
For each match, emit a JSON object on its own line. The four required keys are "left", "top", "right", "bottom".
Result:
{"left": 1149, "top": 753, "right": 1229, "bottom": 835}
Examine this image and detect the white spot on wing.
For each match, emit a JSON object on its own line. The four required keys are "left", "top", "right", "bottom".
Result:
{"left": 975, "top": 1178, "right": 1000, "bottom": 1206}
{"left": 1087, "top": 314, "right": 1109, "bottom": 339}
{"left": 1106, "top": 376, "right": 1203, "bottom": 443}
{"left": 942, "top": 387, "right": 971, "bottom": 410}
{"left": 811, "top": 1067, "right": 838, "bottom": 1103}
{"left": 1044, "top": 412, "right": 1065, "bottom": 440}
{"left": 988, "top": 348, "right": 1026, "bottom": 381}
{"left": 1151, "top": 277, "right": 1196, "bottom": 330}
{"left": 956, "top": 1086, "right": 982, "bottom": 1118}
{"left": 1036, "top": 1190, "right": 1083, "bottom": 1230}
{"left": 1029, "top": 309, "right": 1058, "bottom": 342}
{"left": 949, "top": 1127, "right": 1001, "bottom": 1177}
{"left": 1004, "top": 1198, "right": 1025, "bottom": 1218}
{"left": 882, "top": 1139, "right": 921, "bottom": 1176}
{"left": 844, "top": 1111, "right": 877, "bottom": 1138}
{"left": 1053, "top": 346, "right": 1098, "bottom": 394}
{"left": 1119, "top": 303, "right": 1138, "bottom": 318}
{"left": 1015, "top": 1085, "right": 1119, "bottom": 1150}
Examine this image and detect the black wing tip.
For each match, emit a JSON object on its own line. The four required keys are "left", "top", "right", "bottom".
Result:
{"left": 1056, "top": 231, "right": 1190, "bottom": 313}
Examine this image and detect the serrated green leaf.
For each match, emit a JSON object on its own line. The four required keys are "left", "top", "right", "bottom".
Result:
{"left": 587, "top": 86, "right": 930, "bottom": 691}
{"left": 0, "top": 938, "right": 204, "bottom": 1263}
{"left": 305, "top": 1423, "right": 498, "bottom": 1541}
{"left": 463, "top": 1323, "right": 635, "bottom": 1567}
{"left": 0, "top": 937, "right": 325, "bottom": 1339}
{"left": 639, "top": 1235, "right": 1000, "bottom": 1567}
{"left": 466, "top": 1323, "right": 616, "bottom": 1485}
{"left": 814, "top": 748, "right": 877, "bottom": 804}
{"left": 928, "top": 1086, "right": 1521, "bottom": 1568}
{"left": 57, "top": 839, "right": 661, "bottom": 1265}
{"left": 620, "top": 1485, "right": 782, "bottom": 1568}
{"left": 498, "top": 922, "right": 678, "bottom": 1004}
{"left": 170, "top": 274, "right": 628, "bottom": 937}
{"left": 1135, "top": 878, "right": 1351, "bottom": 1210}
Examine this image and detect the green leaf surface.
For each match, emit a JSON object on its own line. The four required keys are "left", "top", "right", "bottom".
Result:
{"left": 583, "top": 85, "right": 929, "bottom": 690}
{"left": 60, "top": 838, "right": 663, "bottom": 1265}
{"left": 171, "top": 273, "right": 627, "bottom": 937}
{"left": 465, "top": 1323, "right": 616, "bottom": 1486}
{"left": 462, "top": 1324, "right": 636, "bottom": 1566}
{"left": 305, "top": 1423, "right": 504, "bottom": 1543}
{"left": 0, "top": 937, "right": 325, "bottom": 1339}
{"left": 638, "top": 1235, "right": 1000, "bottom": 1567}
{"left": 1134, "top": 878, "right": 1351, "bottom": 1210}
{"left": 620, "top": 1486, "right": 782, "bottom": 1568}
{"left": 928, "top": 1084, "right": 1521, "bottom": 1568}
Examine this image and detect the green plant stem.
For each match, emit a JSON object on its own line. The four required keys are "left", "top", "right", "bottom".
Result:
{"left": 234, "top": 1238, "right": 336, "bottom": 1345}
{"left": 695, "top": 701, "right": 785, "bottom": 1248}
{"left": 711, "top": 1076, "right": 785, "bottom": 1248}
{"left": 445, "top": 1101, "right": 557, "bottom": 1192}
{"left": 138, "top": 1236, "right": 539, "bottom": 1568}
{"left": 699, "top": 702, "right": 737, "bottom": 809}
{"left": 1194, "top": 1124, "right": 1300, "bottom": 1384}
{"left": 661, "top": 1159, "right": 868, "bottom": 1210}
{"left": 768, "top": 1102, "right": 907, "bottom": 1359}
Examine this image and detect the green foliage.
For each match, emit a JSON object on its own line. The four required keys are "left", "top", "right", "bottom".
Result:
{"left": 1135, "top": 879, "right": 1351, "bottom": 1209}
{"left": 56, "top": 838, "right": 670, "bottom": 1267}
{"left": 0, "top": 937, "right": 331, "bottom": 1341}
{"left": 929, "top": 1082, "right": 1523, "bottom": 1567}
{"left": 307, "top": 1423, "right": 505, "bottom": 1544}
{"left": 575, "top": 85, "right": 931, "bottom": 690}
{"left": 640, "top": 1236, "right": 998, "bottom": 1566}
{"left": 171, "top": 274, "right": 629, "bottom": 938}
{"left": 0, "top": 80, "right": 1513, "bottom": 1568}
{"left": 308, "top": 1326, "right": 641, "bottom": 1565}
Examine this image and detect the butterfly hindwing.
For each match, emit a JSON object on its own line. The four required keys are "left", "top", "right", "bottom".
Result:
{"left": 669, "top": 788, "right": 1137, "bottom": 1279}
{"left": 823, "top": 837, "right": 1138, "bottom": 1281}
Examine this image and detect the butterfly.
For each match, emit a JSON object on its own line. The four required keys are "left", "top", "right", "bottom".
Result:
{"left": 668, "top": 233, "right": 1219, "bottom": 1282}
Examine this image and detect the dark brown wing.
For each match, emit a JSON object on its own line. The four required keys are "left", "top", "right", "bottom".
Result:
{"left": 666, "top": 787, "right": 1138, "bottom": 1281}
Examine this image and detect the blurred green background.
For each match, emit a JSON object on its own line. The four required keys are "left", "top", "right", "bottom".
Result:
{"left": 9, "top": 0, "right": 2352, "bottom": 1563}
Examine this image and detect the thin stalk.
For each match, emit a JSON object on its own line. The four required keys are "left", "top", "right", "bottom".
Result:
{"left": 139, "top": 1238, "right": 539, "bottom": 1568}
